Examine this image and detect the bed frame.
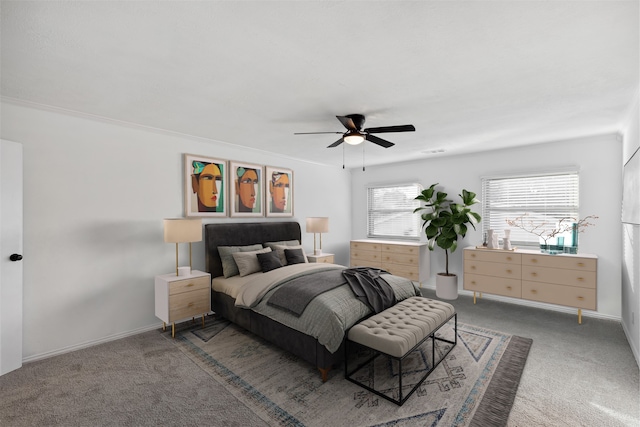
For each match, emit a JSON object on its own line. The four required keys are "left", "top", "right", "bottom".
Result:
{"left": 204, "top": 221, "right": 343, "bottom": 381}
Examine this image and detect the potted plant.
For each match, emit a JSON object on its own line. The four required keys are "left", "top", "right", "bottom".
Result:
{"left": 414, "top": 183, "right": 481, "bottom": 299}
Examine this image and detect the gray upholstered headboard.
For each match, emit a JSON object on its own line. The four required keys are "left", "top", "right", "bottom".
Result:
{"left": 205, "top": 222, "right": 302, "bottom": 278}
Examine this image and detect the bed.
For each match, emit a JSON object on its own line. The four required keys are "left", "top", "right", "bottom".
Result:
{"left": 204, "top": 221, "right": 420, "bottom": 381}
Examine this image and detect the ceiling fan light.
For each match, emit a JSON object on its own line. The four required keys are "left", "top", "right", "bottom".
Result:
{"left": 344, "top": 133, "right": 365, "bottom": 145}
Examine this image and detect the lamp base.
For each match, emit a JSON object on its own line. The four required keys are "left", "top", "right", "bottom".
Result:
{"left": 314, "top": 249, "right": 322, "bottom": 256}
{"left": 178, "top": 266, "right": 191, "bottom": 276}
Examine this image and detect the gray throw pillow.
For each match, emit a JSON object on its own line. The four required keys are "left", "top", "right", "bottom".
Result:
{"left": 273, "top": 244, "right": 308, "bottom": 265}
{"left": 218, "top": 244, "right": 264, "bottom": 278}
{"left": 233, "top": 247, "right": 272, "bottom": 277}
{"left": 284, "top": 248, "right": 306, "bottom": 265}
{"left": 257, "top": 251, "right": 283, "bottom": 273}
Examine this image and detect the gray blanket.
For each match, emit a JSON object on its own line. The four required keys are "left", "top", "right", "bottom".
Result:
{"left": 267, "top": 269, "right": 347, "bottom": 316}
{"left": 342, "top": 267, "right": 397, "bottom": 313}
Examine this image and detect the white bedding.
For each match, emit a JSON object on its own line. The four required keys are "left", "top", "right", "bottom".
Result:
{"left": 211, "top": 263, "right": 420, "bottom": 353}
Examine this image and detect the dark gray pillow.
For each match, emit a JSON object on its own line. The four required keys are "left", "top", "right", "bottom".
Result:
{"left": 232, "top": 247, "right": 272, "bottom": 277}
{"left": 285, "top": 248, "right": 306, "bottom": 265}
{"left": 257, "top": 251, "right": 283, "bottom": 273}
{"left": 218, "top": 244, "right": 264, "bottom": 278}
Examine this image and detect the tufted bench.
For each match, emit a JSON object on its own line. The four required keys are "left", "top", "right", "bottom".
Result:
{"left": 344, "top": 296, "right": 457, "bottom": 406}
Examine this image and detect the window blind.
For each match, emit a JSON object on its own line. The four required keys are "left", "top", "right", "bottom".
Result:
{"left": 481, "top": 172, "right": 579, "bottom": 247}
{"left": 367, "top": 183, "right": 422, "bottom": 239}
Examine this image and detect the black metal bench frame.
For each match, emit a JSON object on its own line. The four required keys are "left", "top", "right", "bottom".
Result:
{"left": 344, "top": 312, "right": 457, "bottom": 406}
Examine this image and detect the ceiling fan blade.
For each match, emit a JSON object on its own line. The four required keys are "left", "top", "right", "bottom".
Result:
{"left": 294, "top": 131, "right": 343, "bottom": 135}
{"left": 366, "top": 134, "right": 394, "bottom": 148}
{"left": 336, "top": 115, "right": 358, "bottom": 131}
{"left": 327, "top": 137, "right": 344, "bottom": 148}
{"left": 364, "top": 124, "right": 416, "bottom": 134}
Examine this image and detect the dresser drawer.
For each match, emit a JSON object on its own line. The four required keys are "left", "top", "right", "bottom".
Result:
{"left": 464, "top": 260, "right": 521, "bottom": 280}
{"left": 522, "top": 254, "right": 596, "bottom": 271}
{"left": 464, "top": 273, "right": 522, "bottom": 298}
{"left": 381, "top": 243, "right": 420, "bottom": 255}
{"left": 522, "top": 266, "right": 596, "bottom": 289}
{"left": 168, "top": 288, "right": 210, "bottom": 321}
{"left": 351, "top": 241, "right": 381, "bottom": 252}
{"left": 522, "top": 281, "right": 596, "bottom": 310}
{"left": 350, "top": 258, "right": 382, "bottom": 268}
{"left": 382, "top": 263, "right": 419, "bottom": 281}
{"left": 464, "top": 249, "right": 521, "bottom": 265}
{"left": 168, "top": 275, "right": 210, "bottom": 295}
{"left": 381, "top": 252, "right": 419, "bottom": 266}
{"left": 350, "top": 249, "right": 381, "bottom": 264}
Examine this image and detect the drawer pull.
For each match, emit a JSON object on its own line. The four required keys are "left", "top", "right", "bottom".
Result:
{"left": 577, "top": 262, "right": 584, "bottom": 267}
{"left": 530, "top": 289, "right": 538, "bottom": 294}
{"left": 471, "top": 266, "right": 476, "bottom": 270}
{"left": 471, "top": 254, "right": 476, "bottom": 258}
{"left": 187, "top": 283, "right": 194, "bottom": 287}
{"left": 531, "top": 272, "right": 537, "bottom": 277}
{"left": 577, "top": 296, "right": 585, "bottom": 301}
{"left": 471, "top": 281, "right": 476, "bottom": 285}
{"left": 506, "top": 256, "right": 512, "bottom": 261}
{"left": 188, "top": 302, "right": 194, "bottom": 307}
{"left": 506, "top": 269, "right": 512, "bottom": 274}
{"left": 506, "top": 286, "right": 512, "bottom": 290}
{"left": 531, "top": 258, "right": 538, "bottom": 263}
{"left": 577, "top": 277, "right": 584, "bottom": 282}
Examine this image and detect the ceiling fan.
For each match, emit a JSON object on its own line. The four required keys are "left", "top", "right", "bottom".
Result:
{"left": 294, "top": 114, "right": 416, "bottom": 148}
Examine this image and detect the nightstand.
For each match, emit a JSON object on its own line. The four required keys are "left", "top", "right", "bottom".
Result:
{"left": 155, "top": 270, "right": 211, "bottom": 337}
{"left": 307, "top": 253, "right": 334, "bottom": 264}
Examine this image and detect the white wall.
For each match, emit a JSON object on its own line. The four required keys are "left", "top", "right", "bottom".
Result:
{"left": 0, "top": 101, "right": 352, "bottom": 361}
{"left": 351, "top": 134, "right": 623, "bottom": 318}
{"left": 621, "top": 91, "right": 640, "bottom": 365}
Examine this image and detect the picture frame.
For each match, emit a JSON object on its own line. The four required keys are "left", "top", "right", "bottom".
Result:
{"left": 265, "top": 165, "right": 293, "bottom": 217}
{"left": 184, "top": 154, "right": 227, "bottom": 217}
{"left": 230, "top": 161, "right": 264, "bottom": 217}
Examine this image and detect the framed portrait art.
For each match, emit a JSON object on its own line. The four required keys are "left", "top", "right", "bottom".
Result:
{"left": 230, "top": 161, "right": 263, "bottom": 217}
{"left": 185, "top": 154, "right": 228, "bottom": 217}
{"left": 265, "top": 166, "right": 293, "bottom": 217}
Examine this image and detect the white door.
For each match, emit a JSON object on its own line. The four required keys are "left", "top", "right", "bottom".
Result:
{"left": 0, "top": 139, "right": 23, "bottom": 376}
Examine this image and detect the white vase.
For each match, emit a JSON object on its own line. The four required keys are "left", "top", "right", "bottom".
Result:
{"left": 487, "top": 229, "right": 496, "bottom": 249}
{"left": 436, "top": 273, "right": 458, "bottom": 300}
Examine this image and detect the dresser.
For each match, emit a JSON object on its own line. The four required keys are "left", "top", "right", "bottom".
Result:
{"left": 463, "top": 247, "right": 597, "bottom": 323}
{"left": 155, "top": 270, "right": 211, "bottom": 337}
{"left": 350, "top": 239, "right": 430, "bottom": 285}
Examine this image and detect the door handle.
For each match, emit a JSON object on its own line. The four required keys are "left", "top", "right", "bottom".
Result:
{"left": 10, "top": 253, "right": 23, "bottom": 262}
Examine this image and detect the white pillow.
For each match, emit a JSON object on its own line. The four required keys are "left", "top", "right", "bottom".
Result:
{"left": 232, "top": 247, "right": 272, "bottom": 277}
{"left": 273, "top": 244, "right": 308, "bottom": 265}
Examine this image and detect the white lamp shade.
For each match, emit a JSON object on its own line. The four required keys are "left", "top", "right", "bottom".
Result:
{"left": 163, "top": 218, "right": 202, "bottom": 243}
{"left": 306, "top": 217, "right": 329, "bottom": 233}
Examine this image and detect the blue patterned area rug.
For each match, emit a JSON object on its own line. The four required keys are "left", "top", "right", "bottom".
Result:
{"left": 168, "top": 317, "right": 531, "bottom": 427}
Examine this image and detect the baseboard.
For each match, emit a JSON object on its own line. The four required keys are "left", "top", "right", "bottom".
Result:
{"left": 22, "top": 322, "right": 163, "bottom": 364}
{"left": 419, "top": 284, "right": 621, "bottom": 322}
{"left": 621, "top": 321, "right": 640, "bottom": 368}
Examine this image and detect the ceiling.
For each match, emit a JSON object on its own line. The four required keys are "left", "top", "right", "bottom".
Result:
{"left": 1, "top": 1, "right": 638, "bottom": 168}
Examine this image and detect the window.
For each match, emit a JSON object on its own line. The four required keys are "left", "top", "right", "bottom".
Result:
{"left": 482, "top": 171, "right": 579, "bottom": 248}
{"left": 367, "top": 183, "right": 423, "bottom": 239}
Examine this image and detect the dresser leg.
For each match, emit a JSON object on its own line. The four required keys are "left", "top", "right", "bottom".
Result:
{"left": 162, "top": 322, "right": 166, "bottom": 332}
{"left": 473, "top": 292, "right": 476, "bottom": 304}
{"left": 201, "top": 314, "right": 205, "bottom": 327}
{"left": 171, "top": 323, "right": 175, "bottom": 338}
{"left": 578, "top": 309, "right": 582, "bottom": 324}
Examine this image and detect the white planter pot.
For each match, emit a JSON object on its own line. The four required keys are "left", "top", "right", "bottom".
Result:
{"left": 436, "top": 273, "right": 458, "bottom": 300}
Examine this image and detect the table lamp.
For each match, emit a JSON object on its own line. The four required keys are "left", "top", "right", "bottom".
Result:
{"left": 163, "top": 218, "right": 202, "bottom": 276}
{"left": 306, "top": 217, "right": 329, "bottom": 256}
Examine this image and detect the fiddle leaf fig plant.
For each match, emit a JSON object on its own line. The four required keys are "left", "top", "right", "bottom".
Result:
{"left": 414, "top": 183, "right": 482, "bottom": 276}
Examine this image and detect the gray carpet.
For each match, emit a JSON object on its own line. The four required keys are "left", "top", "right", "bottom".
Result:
{"left": 0, "top": 290, "right": 638, "bottom": 426}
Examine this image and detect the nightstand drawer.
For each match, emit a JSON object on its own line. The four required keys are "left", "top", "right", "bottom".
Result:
{"left": 308, "top": 254, "right": 334, "bottom": 263}
{"left": 169, "top": 288, "right": 210, "bottom": 321}
{"left": 168, "top": 275, "right": 210, "bottom": 295}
